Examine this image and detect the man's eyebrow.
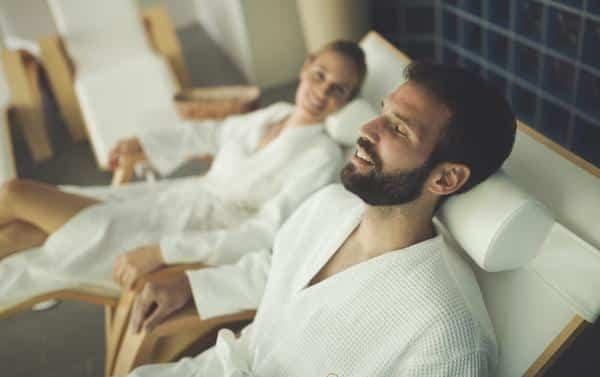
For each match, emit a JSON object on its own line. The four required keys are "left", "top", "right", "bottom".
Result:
{"left": 381, "top": 98, "right": 422, "bottom": 130}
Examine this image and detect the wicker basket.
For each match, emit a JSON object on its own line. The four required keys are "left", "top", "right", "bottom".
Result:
{"left": 174, "top": 86, "right": 261, "bottom": 120}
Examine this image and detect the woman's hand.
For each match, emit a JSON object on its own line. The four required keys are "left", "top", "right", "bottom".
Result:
{"left": 108, "top": 137, "right": 147, "bottom": 171}
{"left": 113, "top": 244, "right": 166, "bottom": 289}
{"left": 130, "top": 272, "right": 193, "bottom": 333}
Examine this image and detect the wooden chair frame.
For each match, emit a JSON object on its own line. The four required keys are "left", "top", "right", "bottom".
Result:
{"left": 38, "top": 4, "right": 189, "bottom": 146}
{"left": 1, "top": 49, "right": 53, "bottom": 162}
{"left": 1, "top": 106, "right": 17, "bottom": 179}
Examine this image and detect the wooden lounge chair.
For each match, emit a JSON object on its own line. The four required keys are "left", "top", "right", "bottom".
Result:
{"left": 40, "top": 1, "right": 189, "bottom": 182}
{"left": 109, "top": 31, "right": 600, "bottom": 377}
{"left": 1, "top": 48, "right": 53, "bottom": 163}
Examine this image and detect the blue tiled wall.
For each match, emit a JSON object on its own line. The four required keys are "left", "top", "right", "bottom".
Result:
{"left": 372, "top": 0, "right": 600, "bottom": 167}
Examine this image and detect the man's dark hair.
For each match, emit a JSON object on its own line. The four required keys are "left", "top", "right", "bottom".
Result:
{"left": 404, "top": 61, "right": 516, "bottom": 194}
{"left": 312, "top": 40, "right": 367, "bottom": 99}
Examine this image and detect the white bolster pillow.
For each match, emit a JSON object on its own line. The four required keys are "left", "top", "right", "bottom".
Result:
{"left": 326, "top": 98, "right": 378, "bottom": 147}
{"left": 437, "top": 170, "right": 554, "bottom": 272}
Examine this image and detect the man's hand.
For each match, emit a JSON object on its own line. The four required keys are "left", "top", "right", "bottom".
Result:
{"left": 113, "top": 245, "right": 166, "bottom": 289}
{"left": 108, "top": 137, "right": 147, "bottom": 171}
{"left": 130, "top": 272, "right": 193, "bottom": 333}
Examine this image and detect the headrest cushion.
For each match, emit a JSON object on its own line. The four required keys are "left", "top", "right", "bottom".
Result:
{"left": 325, "top": 98, "right": 377, "bottom": 147}
{"left": 437, "top": 171, "right": 553, "bottom": 271}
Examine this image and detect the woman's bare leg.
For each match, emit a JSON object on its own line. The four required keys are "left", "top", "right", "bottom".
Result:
{"left": 0, "top": 179, "right": 100, "bottom": 234}
{"left": 0, "top": 221, "right": 48, "bottom": 259}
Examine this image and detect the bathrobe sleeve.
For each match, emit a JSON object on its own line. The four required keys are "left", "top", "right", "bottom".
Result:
{"left": 127, "top": 325, "right": 257, "bottom": 377}
{"left": 394, "top": 318, "right": 491, "bottom": 377}
{"left": 186, "top": 249, "right": 271, "bottom": 319}
{"left": 159, "top": 143, "right": 343, "bottom": 266}
{"left": 137, "top": 104, "right": 284, "bottom": 176}
{"left": 137, "top": 118, "right": 223, "bottom": 176}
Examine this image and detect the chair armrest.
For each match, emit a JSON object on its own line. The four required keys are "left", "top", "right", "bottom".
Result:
{"left": 133, "top": 262, "right": 208, "bottom": 292}
{"left": 153, "top": 305, "right": 255, "bottom": 337}
{"left": 139, "top": 263, "right": 256, "bottom": 336}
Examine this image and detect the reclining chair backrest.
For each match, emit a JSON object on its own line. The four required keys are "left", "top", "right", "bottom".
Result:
{"left": 48, "top": 0, "right": 152, "bottom": 72}
{"left": 0, "top": 56, "right": 16, "bottom": 183}
{"left": 355, "top": 31, "right": 600, "bottom": 377}
{"left": 47, "top": 0, "right": 179, "bottom": 169}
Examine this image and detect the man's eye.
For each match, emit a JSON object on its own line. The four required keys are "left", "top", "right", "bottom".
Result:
{"left": 312, "top": 71, "right": 325, "bottom": 81}
{"left": 394, "top": 123, "right": 407, "bottom": 136}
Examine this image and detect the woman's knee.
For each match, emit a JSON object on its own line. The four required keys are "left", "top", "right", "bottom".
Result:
{"left": 0, "top": 178, "right": 33, "bottom": 205}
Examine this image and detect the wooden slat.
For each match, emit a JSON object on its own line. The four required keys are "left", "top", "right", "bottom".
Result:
{"left": 141, "top": 5, "right": 191, "bottom": 89}
{"left": 104, "top": 305, "right": 115, "bottom": 377}
{"left": 38, "top": 36, "right": 88, "bottom": 142}
{"left": 0, "top": 288, "right": 118, "bottom": 320}
{"left": 524, "top": 315, "right": 589, "bottom": 377}
{"left": 1, "top": 106, "right": 17, "bottom": 178}
{"left": 105, "top": 289, "right": 138, "bottom": 377}
{"left": 517, "top": 121, "right": 600, "bottom": 177}
{"left": 1, "top": 50, "right": 53, "bottom": 161}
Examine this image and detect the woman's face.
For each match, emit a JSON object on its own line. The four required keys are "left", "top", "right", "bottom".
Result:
{"left": 294, "top": 50, "right": 361, "bottom": 123}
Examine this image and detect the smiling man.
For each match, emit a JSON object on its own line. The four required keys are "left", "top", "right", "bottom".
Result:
{"left": 126, "top": 62, "right": 516, "bottom": 377}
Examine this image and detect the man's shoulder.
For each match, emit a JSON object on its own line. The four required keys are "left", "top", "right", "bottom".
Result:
{"left": 278, "top": 184, "right": 361, "bottom": 236}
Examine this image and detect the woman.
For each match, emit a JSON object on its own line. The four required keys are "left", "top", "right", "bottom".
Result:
{"left": 0, "top": 41, "right": 366, "bottom": 310}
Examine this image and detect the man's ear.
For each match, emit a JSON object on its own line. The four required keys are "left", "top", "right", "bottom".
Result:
{"left": 425, "top": 162, "right": 471, "bottom": 197}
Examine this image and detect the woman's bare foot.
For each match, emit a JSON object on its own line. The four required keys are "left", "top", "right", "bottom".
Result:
{"left": 0, "top": 221, "right": 47, "bottom": 260}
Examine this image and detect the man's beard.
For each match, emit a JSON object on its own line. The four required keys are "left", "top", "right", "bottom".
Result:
{"left": 341, "top": 138, "right": 433, "bottom": 206}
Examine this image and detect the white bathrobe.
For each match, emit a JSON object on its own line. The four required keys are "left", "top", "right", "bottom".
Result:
{"left": 0, "top": 103, "right": 343, "bottom": 312}
{"left": 129, "top": 184, "right": 497, "bottom": 377}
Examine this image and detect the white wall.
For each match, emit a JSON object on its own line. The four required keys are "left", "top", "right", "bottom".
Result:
{"left": 242, "top": 0, "right": 307, "bottom": 88}
{"left": 297, "top": 0, "right": 370, "bottom": 52}
{"left": 193, "top": 0, "right": 307, "bottom": 88}
{"left": 193, "top": 0, "right": 254, "bottom": 82}
{"left": 0, "top": 0, "right": 56, "bottom": 39}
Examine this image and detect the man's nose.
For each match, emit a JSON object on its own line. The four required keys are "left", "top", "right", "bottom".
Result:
{"left": 359, "top": 117, "right": 382, "bottom": 144}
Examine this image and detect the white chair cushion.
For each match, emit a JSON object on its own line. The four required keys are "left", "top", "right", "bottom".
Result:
{"left": 325, "top": 98, "right": 377, "bottom": 147}
{"left": 531, "top": 223, "right": 600, "bottom": 322}
{"left": 437, "top": 171, "right": 554, "bottom": 272}
{"left": 48, "top": 0, "right": 152, "bottom": 70}
{"left": 359, "top": 33, "right": 411, "bottom": 109}
{"left": 75, "top": 53, "right": 177, "bottom": 168}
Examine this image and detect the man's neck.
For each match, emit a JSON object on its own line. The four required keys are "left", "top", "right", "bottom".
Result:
{"left": 354, "top": 201, "right": 436, "bottom": 259}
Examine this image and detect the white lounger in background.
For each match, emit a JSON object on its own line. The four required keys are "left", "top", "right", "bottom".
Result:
{"left": 42, "top": 0, "right": 189, "bottom": 178}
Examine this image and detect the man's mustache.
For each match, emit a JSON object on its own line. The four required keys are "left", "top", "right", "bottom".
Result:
{"left": 356, "top": 137, "right": 382, "bottom": 171}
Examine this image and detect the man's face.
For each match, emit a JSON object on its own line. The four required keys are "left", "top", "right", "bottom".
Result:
{"left": 294, "top": 50, "right": 360, "bottom": 123}
{"left": 341, "top": 81, "right": 451, "bottom": 206}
